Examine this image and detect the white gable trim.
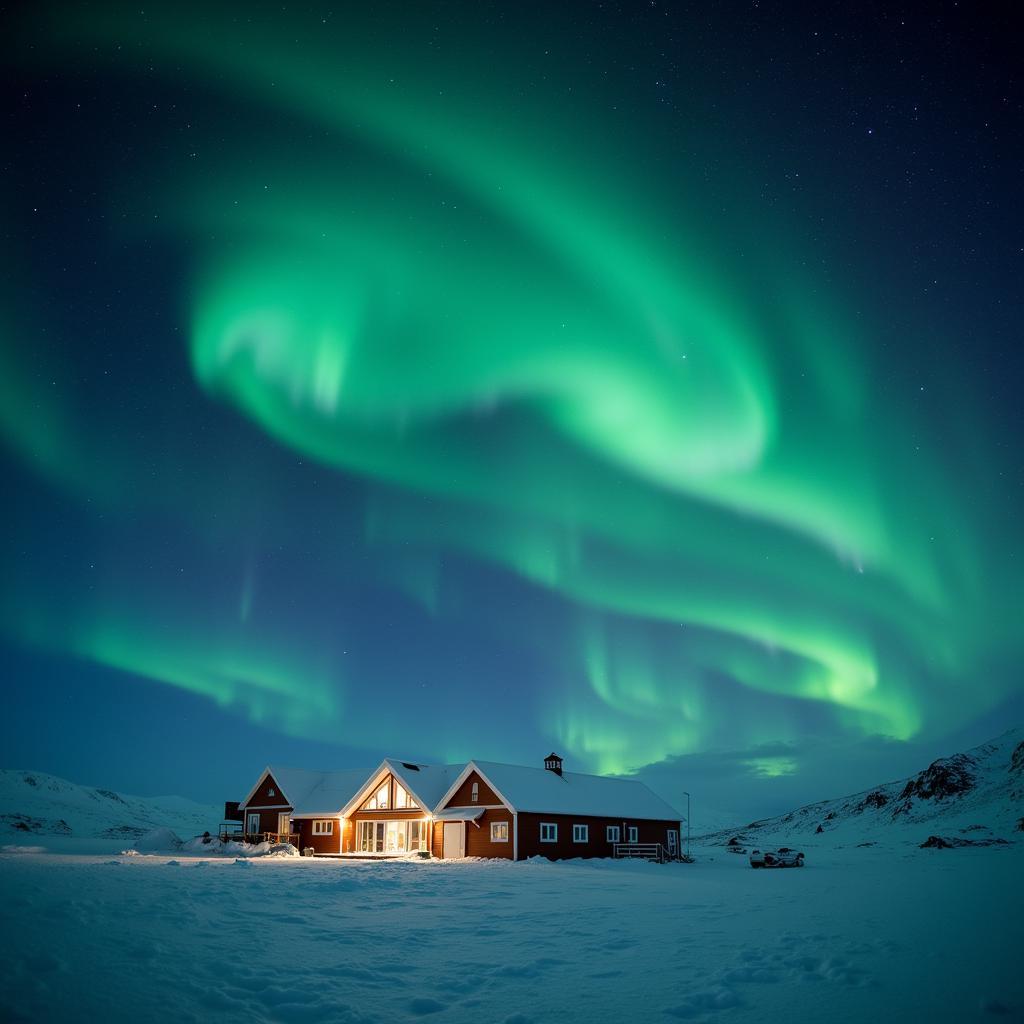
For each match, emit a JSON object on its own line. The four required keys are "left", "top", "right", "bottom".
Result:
{"left": 239, "top": 766, "right": 293, "bottom": 810}
{"left": 339, "top": 761, "right": 392, "bottom": 818}
{"left": 434, "top": 761, "right": 517, "bottom": 814}
{"left": 383, "top": 760, "right": 436, "bottom": 816}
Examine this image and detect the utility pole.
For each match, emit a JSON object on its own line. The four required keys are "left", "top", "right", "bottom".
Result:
{"left": 682, "top": 791, "right": 691, "bottom": 860}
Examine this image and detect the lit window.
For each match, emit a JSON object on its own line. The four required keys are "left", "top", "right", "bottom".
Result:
{"left": 572, "top": 824, "right": 589, "bottom": 843}
{"left": 313, "top": 820, "right": 333, "bottom": 835}
{"left": 408, "top": 821, "right": 428, "bottom": 852}
{"left": 471, "top": 782, "right": 479, "bottom": 803}
{"left": 491, "top": 821, "right": 509, "bottom": 842}
{"left": 540, "top": 822, "right": 557, "bottom": 843}
{"left": 628, "top": 826, "right": 638, "bottom": 844}
{"left": 362, "top": 780, "right": 391, "bottom": 811}
{"left": 357, "top": 821, "right": 385, "bottom": 852}
{"left": 395, "top": 782, "right": 414, "bottom": 809}
{"left": 606, "top": 825, "right": 621, "bottom": 843}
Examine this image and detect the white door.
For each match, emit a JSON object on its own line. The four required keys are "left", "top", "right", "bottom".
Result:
{"left": 247, "top": 812, "right": 260, "bottom": 836}
{"left": 443, "top": 822, "right": 465, "bottom": 859}
{"left": 667, "top": 829, "right": 678, "bottom": 857}
{"left": 278, "top": 813, "right": 291, "bottom": 838}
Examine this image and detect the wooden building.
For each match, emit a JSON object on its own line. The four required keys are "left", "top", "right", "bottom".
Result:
{"left": 234, "top": 753, "right": 684, "bottom": 862}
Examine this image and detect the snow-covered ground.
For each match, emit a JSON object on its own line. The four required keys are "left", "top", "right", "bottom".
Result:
{"left": 0, "top": 842, "right": 1020, "bottom": 1024}
{"left": 2, "top": 731, "right": 1021, "bottom": 1022}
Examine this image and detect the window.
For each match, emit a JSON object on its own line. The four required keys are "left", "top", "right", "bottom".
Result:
{"left": 606, "top": 825, "right": 621, "bottom": 843}
{"left": 395, "top": 782, "right": 416, "bottom": 809}
{"left": 628, "top": 826, "right": 638, "bottom": 844}
{"left": 313, "top": 820, "right": 333, "bottom": 835}
{"left": 471, "top": 781, "right": 479, "bottom": 803}
{"left": 357, "top": 819, "right": 427, "bottom": 853}
{"left": 540, "top": 822, "right": 558, "bottom": 843}
{"left": 490, "top": 821, "right": 509, "bottom": 842}
{"left": 357, "top": 820, "right": 386, "bottom": 852}
{"left": 408, "top": 821, "right": 428, "bottom": 852}
{"left": 572, "top": 824, "right": 589, "bottom": 843}
{"left": 268, "top": 787, "right": 275, "bottom": 797}
{"left": 361, "top": 781, "right": 390, "bottom": 810}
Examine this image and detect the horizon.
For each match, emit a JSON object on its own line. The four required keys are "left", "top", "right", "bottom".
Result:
{"left": 5, "top": 718, "right": 1019, "bottom": 831}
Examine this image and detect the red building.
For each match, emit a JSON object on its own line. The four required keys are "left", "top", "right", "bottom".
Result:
{"left": 234, "top": 754, "right": 684, "bottom": 862}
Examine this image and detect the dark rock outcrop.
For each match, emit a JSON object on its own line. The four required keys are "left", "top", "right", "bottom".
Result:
{"left": 920, "top": 834, "right": 1009, "bottom": 849}
{"left": 895, "top": 754, "right": 977, "bottom": 814}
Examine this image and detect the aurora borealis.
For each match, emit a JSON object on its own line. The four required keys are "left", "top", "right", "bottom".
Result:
{"left": 3, "top": 3, "right": 1021, "bottom": 811}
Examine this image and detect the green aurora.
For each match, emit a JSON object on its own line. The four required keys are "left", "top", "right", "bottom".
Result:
{"left": 2, "top": 5, "right": 1019, "bottom": 775}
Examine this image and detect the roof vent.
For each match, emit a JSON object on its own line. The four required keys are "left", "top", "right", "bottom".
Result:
{"left": 544, "top": 752, "right": 563, "bottom": 776}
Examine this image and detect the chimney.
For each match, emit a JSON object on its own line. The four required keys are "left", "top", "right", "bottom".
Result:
{"left": 544, "top": 752, "right": 563, "bottom": 776}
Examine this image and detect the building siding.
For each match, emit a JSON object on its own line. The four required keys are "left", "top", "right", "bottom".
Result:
{"left": 464, "top": 809, "right": 514, "bottom": 858}
{"left": 247, "top": 771, "right": 288, "bottom": 808}
{"left": 445, "top": 770, "right": 502, "bottom": 808}
{"left": 242, "top": 807, "right": 293, "bottom": 835}
{"left": 292, "top": 818, "right": 341, "bottom": 855}
{"left": 516, "top": 812, "right": 679, "bottom": 860}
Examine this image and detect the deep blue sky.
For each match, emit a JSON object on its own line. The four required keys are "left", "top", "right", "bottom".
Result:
{"left": 2, "top": 2, "right": 1021, "bottom": 823}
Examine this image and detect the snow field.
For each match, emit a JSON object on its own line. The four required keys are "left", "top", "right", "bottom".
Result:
{"left": 0, "top": 844, "right": 1020, "bottom": 1024}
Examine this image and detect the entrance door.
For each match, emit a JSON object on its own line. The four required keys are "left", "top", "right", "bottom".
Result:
{"left": 278, "top": 813, "right": 292, "bottom": 839}
{"left": 667, "top": 829, "right": 678, "bottom": 858}
{"left": 247, "top": 812, "right": 260, "bottom": 837}
{"left": 443, "top": 822, "right": 465, "bottom": 859}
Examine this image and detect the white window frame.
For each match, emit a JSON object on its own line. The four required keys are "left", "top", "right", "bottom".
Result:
{"left": 628, "top": 826, "right": 638, "bottom": 844}
{"left": 490, "top": 821, "right": 509, "bottom": 843}
{"left": 540, "top": 822, "right": 558, "bottom": 844}
{"left": 313, "top": 819, "right": 334, "bottom": 836}
{"left": 606, "top": 825, "right": 620, "bottom": 843}
{"left": 267, "top": 787, "right": 275, "bottom": 797}
{"left": 246, "top": 812, "right": 261, "bottom": 835}
{"left": 572, "top": 824, "right": 589, "bottom": 843}
{"left": 471, "top": 781, "right": 479, "bottom": 803}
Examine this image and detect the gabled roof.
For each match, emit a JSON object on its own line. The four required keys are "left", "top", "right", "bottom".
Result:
{"left": 384, "top": 759, "right": 464, "bottom": 811}
{"left": 440, "top": 760, "right": 683, "bottom": 821}
{"left": 242, "top": 765, "right": 371, "bottom": 816}
{"left": 340, "top": 758, "right": 465, "bottom": 817}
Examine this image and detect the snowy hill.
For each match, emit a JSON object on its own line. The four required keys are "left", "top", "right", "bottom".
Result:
{"left": 0, "top": 769, "right": 219, "bottom": 842}
{"left": 698, "top": 727, "right": 1024, "bottom": 849}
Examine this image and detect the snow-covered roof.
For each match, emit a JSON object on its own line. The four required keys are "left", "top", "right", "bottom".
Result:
{"left": 263, "top": 766, "right": 371, "bottom": 816}
{"left": 384, "top": 759, "right": 464, "bottom": 811}
{"left": 455, "top": 761, "right": 684, "bottom": 821}
{"left": 340, "top": 758, "right": 466, "bottom": 816}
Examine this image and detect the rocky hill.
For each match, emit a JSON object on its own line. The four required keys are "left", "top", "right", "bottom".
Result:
{"left": 0, "top": 769, "right": 219, "bottom": 842}
{"left": 699, "top": 727, "right": 1024, "bottom": 849}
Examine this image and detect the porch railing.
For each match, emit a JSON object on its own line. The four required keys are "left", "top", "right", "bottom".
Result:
{"left": 612, "top": 842, "right": 672, "bottom": 863}
{"left": 217, "top": 828, "right": 300, "bottom": 847}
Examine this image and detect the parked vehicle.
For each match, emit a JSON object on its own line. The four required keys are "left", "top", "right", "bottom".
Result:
{"left": 749, "top": 847, "right": 804, "bottom": 868}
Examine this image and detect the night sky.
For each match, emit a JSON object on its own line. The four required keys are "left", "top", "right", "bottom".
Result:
{"left": 3, "top": 2, "right": 1021, "bottom": 820}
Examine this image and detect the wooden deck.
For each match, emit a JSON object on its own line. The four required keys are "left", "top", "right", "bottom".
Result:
{"left": 218, "top": 829, "right": 300, "bottom": 847}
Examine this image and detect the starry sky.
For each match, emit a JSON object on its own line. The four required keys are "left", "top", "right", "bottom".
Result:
{"left": 3, "top": 2, "right": 1021, "bottom": 821}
